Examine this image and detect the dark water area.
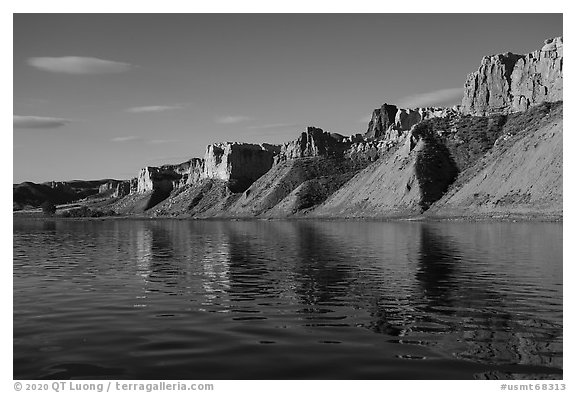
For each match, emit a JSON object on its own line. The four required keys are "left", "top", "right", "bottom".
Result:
{"left": 13, "top": 219, "right": 562, "bottom": 380}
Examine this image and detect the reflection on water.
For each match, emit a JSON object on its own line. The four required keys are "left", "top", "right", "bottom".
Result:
{"left": 13, "top": 219, "right": 562, "bottom": 379}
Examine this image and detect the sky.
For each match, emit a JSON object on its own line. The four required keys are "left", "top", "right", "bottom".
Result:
{"left": 13, "top": 13, "right": 563, "bottom": 183}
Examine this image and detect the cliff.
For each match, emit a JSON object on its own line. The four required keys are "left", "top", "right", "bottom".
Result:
{"left": 203, "top": 142, "right": 280, "bottom": 192}
{"left": 462, "top": 37, "right": 563, "bottom": 115}
{"left": 275, "top": 127, "right": 353, "bottom": 162}
{"left": 16, "top": 37, "right": 562, "bottom": 220}
{"left": 365, "top": 103, "right": 461, "bottom": 141}
{"left": 98, "top": 180, "right": 131, "bottom": 198}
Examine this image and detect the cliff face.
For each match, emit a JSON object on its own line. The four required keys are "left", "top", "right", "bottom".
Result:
{"left": 20, "top": 36, "right": 561, "bottom": 220}
{"left": 127, "top": 142, "right": 281, "bottom": 210}
{"left": 99, "top": 180, "right": 131, "bottom": 198}
{"left": 203, "top": 142, "right": 280, "bottom": 192}
{"left": 365, "top": 103, "right": 461, "bottom": 141}
{"left": 462, "top": 37, "right": 563, "bottom": 115}
{"left": 275, "top": 127, "right": 353, "bottom": 163}
{"left": 136, "top": 166, "right": 182, "bottom": 194}
{"left": 365, "top": 103, "right": 398, "bottom": 139}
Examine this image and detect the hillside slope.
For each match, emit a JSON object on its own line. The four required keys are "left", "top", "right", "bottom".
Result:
{"left": 313, "top": 102, "right": 562, "bottom": 219}
{"left": 428, "top": 103, "right": 562, "bottom": 218}
{"left": 311, "top": 131, "right": 458, "bottom": 218}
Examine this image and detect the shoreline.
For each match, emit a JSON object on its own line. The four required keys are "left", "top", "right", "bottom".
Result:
{"left": 13, "top": 210, "right": 563, "bottom": 223}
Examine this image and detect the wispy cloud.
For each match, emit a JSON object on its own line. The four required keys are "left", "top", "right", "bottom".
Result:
{"left": 27, "top": 56, "right": 134, "bottom": 75}
{"left": 126, "top": 105, "right": 182, "bottom": 113}
{"left": 14, "top": 115, "right": 72, "bottom": 129}
{"left": 111, "top": 136, "right": 142, "bottom": 143}
{"left": 215, "top": 115, "right": 252, "bottom": 124}
{"left": 396, "top": 87, "right": 463, "bottom": 108}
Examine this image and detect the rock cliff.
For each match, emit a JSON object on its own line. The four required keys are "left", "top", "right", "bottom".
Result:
{"left": 18, "top": 36, "right": 562, "bottom": 220}
{"left": 127, "top": 142, "right": 281, "bottom": 210}
{"left": 365, "top": 103, "right": 461, "bottom": 141}
{"left": 462, "top": 37, "right": 562, "bottom": 115}
{"left": 365, "top": 103, "right": 398, "bottom": 139}
{"left": 275, "top": 127, "right": 352, "bottom": 163}
{"left": 98, "top": 180, "right": 131, "bottom": 198}
{"left": 203, "top": 142, "right": 280, "bottom": 192}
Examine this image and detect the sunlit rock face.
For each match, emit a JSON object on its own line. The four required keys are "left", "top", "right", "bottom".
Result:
{"left": 136, "top": 166, "right": 181, "bottom": 194}
{"left": 132, "top": 143, "right": 281, "bottom": 195}
{"left": 275, "top": 127, "right": 352, "bottom": 163}
{"left": 365, "top": 104, "right": 461, "bottom": 142}
{"left": 462, "top": 37, "right": 563, "bottom": 116}
{"left": 98, "top": 180, "right": 131, "bottom": 197}
{"left": 134, "top": 158, "right": 206, "bottom": 194}
{"left": 365, "top": 103, "right": 398, "bottom": 139}
{"left": 185, "top": 158, "right": 205, "bottom": 186}
{"left": 203, "top": 142, "right": 280, "bottom": 187}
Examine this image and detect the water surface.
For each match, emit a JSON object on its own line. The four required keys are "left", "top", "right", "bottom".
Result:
{"left": 13, "top": 219, "right": 562, "bottom": 379}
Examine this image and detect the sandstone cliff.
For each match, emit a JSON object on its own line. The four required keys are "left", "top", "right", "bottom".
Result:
{"left": 18, "top": 37, "right": 562, "bottom": 221}
{"left": 203, "top": 142, "right": 280, "bottom": 192}
{"left": 365, "top": 103, "right": 461, "bottom": 141}
{"left": 124, "top": 142, "right": 281, "bottom": 211}
{"left": 98, "top": 180, "right": 131, "bottom": 198}
{"left": 462, "top": 37, "right": 562, "bottom": 115}
{"left": 275, "top": 127, "right": 351, "bottom": 162}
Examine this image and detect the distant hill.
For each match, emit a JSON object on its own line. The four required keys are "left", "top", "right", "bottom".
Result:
{"left": 13, "top": 179, "right": 118, "bottom": 210}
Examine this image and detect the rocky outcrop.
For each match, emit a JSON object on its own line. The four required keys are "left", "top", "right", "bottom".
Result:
{"left": 462, "top": 37, "right": 563, "bottom": 116}
{"left": 275, "top": 127, "right": 352, "bottom": 163}
{"left": 135, "top": 159, "right": 203, "bottom": 194}
{"left": 184, "top": 158, "right": 205, "bottom": 186}
{"left": 365, "top": 104, "right": 461, "bottom": 141}
{"left": 203, "top": 142, "right": 280, "bottom": 192}
{"left": 129, "top": 142, "right": 281, "bottom": 210}
{"left": 365, "top": 103, "right": 398, "bottom": 139}
{"left": 136, "top": 166, "right": 180, "bottom": 194}
{"left": 130, "top": 178, "right": 138, "bottom": 194}
{"left": 98, "top": 180, "right": 131, "bottom": 198}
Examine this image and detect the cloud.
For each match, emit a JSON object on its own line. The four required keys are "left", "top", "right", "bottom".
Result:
{"left": 126, "top": 105, "right": 181, "bottom": 113}
{"left": 111, "top": 136, "right": 142, "bottom": 143}
{"left": 13, "top": 115, "right": 72, "bottom": 129}
{"left": 215, "top": 115, "right": 252, "bottom": 124}
{"left": 27, "top": 56, "right": 134, "bottom": 75}
{"left": 396, "top": 87, "right": 463, "bottom": 108}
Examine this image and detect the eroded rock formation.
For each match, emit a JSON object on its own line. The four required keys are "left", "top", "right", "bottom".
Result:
{"left": 462, "top": 37, "right": 563, "bottom": 115}
{"left": 99, "top": 180, "right": 131, "bottom": 198}
{"left": 203, "top": 142, "right": 280, "bottom": 191}
{"left": 275, "top": 127, "right": 352, "bottom": 163}
{"left": 365, "top": 104, "right": 461, "bottom": 142}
